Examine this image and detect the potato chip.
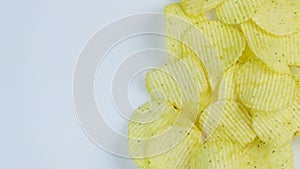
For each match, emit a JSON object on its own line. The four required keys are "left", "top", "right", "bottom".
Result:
{"left": 214, "top": 66, "right": 238, "bottom": 101}
{"left": 190, "top": 142, "right": 244, "bottom": 169}
{"left": 164, "top": 3, "right": 207, "bottom": 61}
{"left": 180, "top": 0, "right": 227, "bottom": 16}
{"left": 146, "top": 56, "right": 211, "bottom": 122}
{"left": 128, "top": 101, "right": 201, "bottom": 169}
{"left": 200, "top": 0, "right": 228, "bottom": 13}
{"left": 236, "top": 46, "right": 256, "bottom": 65}
{"left": 199, "top": 100, "right": 255, "bottom": 146}
{"left": 241, "top": 20, "right": 300, "bottom": 73}
{"left": 290, "top": 66, "right": 300, "bottom": 101}
{"left": 179, "top": 0, "right": 204, "bottom": 17}
{"left": 183, "top": 20, "right": 245, "bottom": 88}
{"left": 243, "top": 138, "right": 294, "bottom": 169}
{"left": 216, "top": 47, "right": 253, "bottom": 105}
{"left": 252, "top": 98, "right": 300, "bottom": 146}
{"left": 252, "top": 0, "right": 300, "bottom": 36}
{"left": 236, "top": 59, "right": 296, "bottom": 111}
{"left": 216, "top": 0, "right": 265, "bottom": 24}
{"left": 277, "top": 34, "right": 300, "bottom": 67}
{"left": 290, "top": 66, "right": 300, "bottom": 87}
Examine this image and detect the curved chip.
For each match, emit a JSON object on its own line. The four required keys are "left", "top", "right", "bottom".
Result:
{"left": 180, "top": 0, "right": 227, "bottom": 16}
{"left": 241, "top": 20, "right": 300, "bottom": 72}
{"left": 146, "top": 56, "right": 211, "bottom": 122}
{"left": 290, "top": 66, "right": 300, "bottom": 88}
{"left": 216, "top": 0, "right": 265, "bottom": 24}
{"left": 179, "top": 0, "right": 204, "bottom": 17}
{"left": 252, "top": 98, "right": 300, "bottom": 146}
{"left": 190, "top": 142, "right": 244, "bottom": 169}
{"left": 236, "top": 45, "right": 256, "bottom": 65}
{"left": 243, "top": 138, "right": 294, "bottom": 169}
{"left": 290, "top": 66, "right": 300, "bottom": 101}
{"left": 214, "top": 66, "right": 238, "bottom": 101}
{"left": 199, "top": 100, "right": 255, "bottom": 146}
{"left": 164, "top": 3, "right": 207, "bottom": 61}
{"left": 128, "top": 101, "right": 201, "bottom": 169}
{"left": 183, "top": 20, "right": 245, "bottom": 89}
{"left": 236, "top": 59, "right": 296, "bottom": 111}
{"left": 252, "top": 0, "right": 300, "bottom": 36}
{"left": 200, "top": 0, "right": 228, "bottom": 13}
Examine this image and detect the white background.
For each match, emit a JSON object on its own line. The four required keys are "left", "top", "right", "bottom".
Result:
{"left": 0, "top": 0, "right": 175, "bottom": 169}
{"left": 0, "top": 0, "right": 299, "bottom": 169}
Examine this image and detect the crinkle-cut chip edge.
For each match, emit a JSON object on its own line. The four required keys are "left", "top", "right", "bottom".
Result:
{"left": 252, "top": 0, "right": 300, "bottom": 36}
{"left": 243, "top": 138, "right": 294, "bottom": 169}
{"left": 189, "top": 141, "right": 245, "bottom": 169}
{"left": 128, "top": 101, "right": 202, "bottom": 169}
{"left": 216, "top": 0, "right": 265, "bottom": 24}
{"left": 164, "top": 3, "right": 207, "bottom": 61}
{"left": 199, "top": 100, "right": 256, "bottom": 146}
{"left": 252, "top": 103, "right": 300, "bottom": 146}
{"left": 235, "top": 58, "right": 296, "bottom": 111}
{"left": 180, "top": 0, "right": 227, "bottom": 17}
{"left": 240, "top": 20, "right": 291, "bottom": 74}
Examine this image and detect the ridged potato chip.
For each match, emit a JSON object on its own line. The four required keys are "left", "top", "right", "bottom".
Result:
{"left": 216, "top": 0, "right": 265, "bottom": 24}
{"left": 236, "top": 46, "right": 256, "bottom": 65}
{"left": 252, "top": 98, "right": 300, "bottom": 146}
{"left": 243, "top": 138, "right": 294, "bottom": 169}
{"left": 190, "top": 142, "right": 244, "bottom": 169}
{"left": 128, "top": 101, "right": 201, "bottom": 169}
{"left": 290, "top": 66, "right": 300, "bottom": 110}
{"left": 236, "top": 59, "right": 296, "bottom": 111}
{"left": 179, "top": 0, "right": 204, "bottom": 17}
{"left": 241, "top": 20, "right": 300, "bottom": 73}
{"left": 214, "top": 66, "right": 238, "bottom": 101}
{"left": 146, "top": 56, "right": 211, "bottom": 122}
{"left": 183, "top": 20, "right": 245, "bottom": 88}
{"left": 213, "top": 47, "right": 256, "bottom": 101}
{"left": 252, "top": 0, "right": 300, "bottom": 36}
{"left": 290, "top": 66, "right": 300, "bottom": 88}
{"left": 164, "top": 3, "right": 207, "bottom": 61}
{"left": 180, "top": 0, "right": 227, "bottom": 16}
{"left": 199, "top": 100, "right": 255, "bottom": 146}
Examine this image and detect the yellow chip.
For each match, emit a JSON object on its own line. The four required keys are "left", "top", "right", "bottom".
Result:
{"left": 243, "top": 138, "right": 294, "bottom": 169}
{"left": 252, "top": 0, "right": 300, "bottom": 36}
{"left": 290, "top": 66, "right": 300, "bottom": 88}
{"left": 179, "top": 0, "right": 204, "bottom": 17}
{"left": 241, "top": 20, "right": 300, "bottom": 72}
{"left": 216, "top": 0, "right": 265, "bottom": 24}
{"left": 214, "top": 66, "right": 238, "bottom": 101}
{"left": 128, "top": 101, "right": 201, "bottom": 169}
{"left": 183, "top": 20, "right": 245, "bottom": 88}
{"left": 236, "top": 59, "right": 296, "bottom": 111}
{"left": 200, "top": 100, "right": 255, "bottom": 146}
{"left": 190, "top": 142, "right": 244, "bottom": 169}
{"left": 146, "top": 56, "right": 211, "bottom": 122}
{"left": 199, "top": 0, "right": 228, "bottom": 13}
{"left": 180, "top": 0, "right": 227, "bottom": 16}
{"left": 236, "top": 45, "right": 256, "bottom": 65}
{"left": 252, "top": 99, "right": 300, "bottom": 146}
{"left": 290, "top": 66, "right": 300, "bottom": 103}
{"left": 164, "top": 3, "right": 207, "bottom": 61}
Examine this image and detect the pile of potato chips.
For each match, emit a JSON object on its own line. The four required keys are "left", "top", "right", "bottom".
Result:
{"left": 128, "top": 0, "right": 300, "bottom": 168}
